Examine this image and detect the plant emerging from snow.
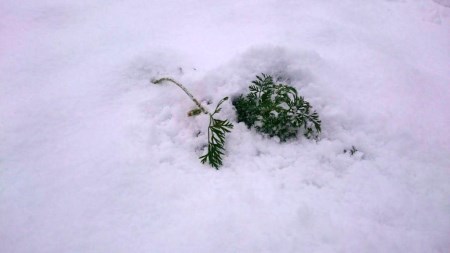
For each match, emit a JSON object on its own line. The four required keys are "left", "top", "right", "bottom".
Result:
{"left": 233, "top": 74, "right": 321, "bottom": 142}
{"left": 199, "top": 97, "right": 233, "bottom": 169}
{"left": 152, "top": 77, "right": 233, "bottom": 169}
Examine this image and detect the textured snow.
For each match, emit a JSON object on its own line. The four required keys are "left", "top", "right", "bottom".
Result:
{"left": 1, "top": 0, "right": 450, "bottom": 252}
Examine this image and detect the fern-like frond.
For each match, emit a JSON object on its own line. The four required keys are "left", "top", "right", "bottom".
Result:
{"left": 199, "top": 97, "right": 234, "bottom": 169}
{"left": 152, "top": 77, "right": 233, "bottom": 169}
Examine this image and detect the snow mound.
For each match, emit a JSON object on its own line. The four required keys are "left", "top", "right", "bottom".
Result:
{"left": 1, "top": 0, "right": 449, "bottom": 253}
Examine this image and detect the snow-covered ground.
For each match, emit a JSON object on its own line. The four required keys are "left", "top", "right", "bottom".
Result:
{"left": 1, "top": 0, "right": 450, "bottom": 252}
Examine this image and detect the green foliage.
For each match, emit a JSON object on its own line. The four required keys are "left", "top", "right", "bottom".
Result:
{"left": 233, "top": 74, "right": 321, "bottom": 142}
{"left": 200, "top": 97, "right": 234, "bottom": 169}
{"left": 152, "top": 77, "right": 233, "bottom": 169}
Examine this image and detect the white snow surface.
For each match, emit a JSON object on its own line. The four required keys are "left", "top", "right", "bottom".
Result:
{"left": 1, "top": 0, "right": 450, "bottom": 252}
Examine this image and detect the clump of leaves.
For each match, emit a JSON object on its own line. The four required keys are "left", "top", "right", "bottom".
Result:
{"left": 233, "top": 74, "right": 321, "bottom": 142}
{"left": 152, "top": 77, "right": 233, "bottom": 169}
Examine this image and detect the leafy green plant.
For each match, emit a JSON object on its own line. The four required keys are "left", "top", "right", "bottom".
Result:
{"left": 233, "top": 74, "right": 321, "bottom": 142}
{"left": 199, "top": 97, "right": 233, "bottom": 169}
{"left": 152, "top": 77, "right": 233, "bottom": 169}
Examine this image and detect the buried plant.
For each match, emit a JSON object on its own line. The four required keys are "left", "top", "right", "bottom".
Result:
{"left": 152, "top": 77, "right": 233, "bottom": 169}
{"left": 233, "top": 74, "right": 321, "bottom": 142}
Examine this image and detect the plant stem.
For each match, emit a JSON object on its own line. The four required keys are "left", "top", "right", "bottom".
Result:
{"left": 152, "top": 77, "right": 210, "bottom": 115}
{"left": 207, "top": 115, "right": 212, "bottom": 148}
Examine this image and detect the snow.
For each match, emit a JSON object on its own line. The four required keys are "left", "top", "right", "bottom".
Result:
{"left": 1, "top": 0, "right": 450, "bottom": 252}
